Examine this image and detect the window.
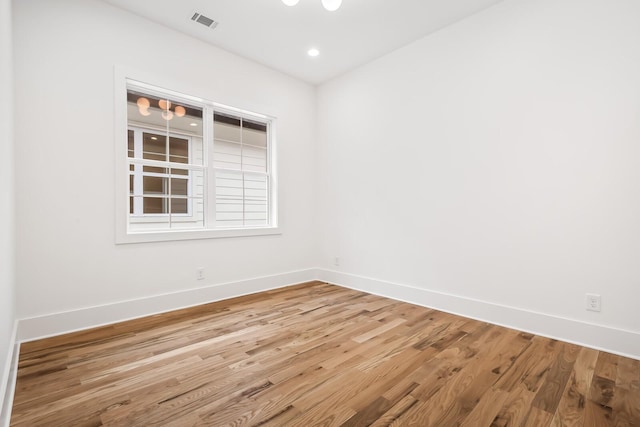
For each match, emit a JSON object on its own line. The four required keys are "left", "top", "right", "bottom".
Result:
{"left": 213, "top": 113, "right": 270, "bottom": 228}
{"left": 128, "top": 129, "right": 195, "bottom": 216}
{"left": 117, "top": 78, "right": 278, "bottom": 243}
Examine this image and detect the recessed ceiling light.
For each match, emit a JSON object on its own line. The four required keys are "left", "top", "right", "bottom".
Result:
{"left": 284, "top": 0, "right": 341, "bottom": 11}
{"left": 190, "top": 122, "right": 198, "bottom": 127}
{"left": 321, "top": 0, "right": 342, "bottom": 11}
{"left": 308, "top": 48, "right": 320, "bottom": 57}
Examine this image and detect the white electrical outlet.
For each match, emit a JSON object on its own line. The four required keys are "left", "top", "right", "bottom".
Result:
{"left": 586, "top": 293, "right": 601, "bottom": 312}
{"left": 196, "top": 268, "right": 205, "bottom": 281}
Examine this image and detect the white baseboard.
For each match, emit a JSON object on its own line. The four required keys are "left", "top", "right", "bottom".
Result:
{"left": 18, "top": 268, "right": 319, "bottom": 343}
{"left": 14, "top": 266, "right": 640, "bottom": 361}
{"left": 0, "top": 320, "right": 18, "bottom": 427}
{"left": 318, "top": 269, "right": 640, "bottom": 361}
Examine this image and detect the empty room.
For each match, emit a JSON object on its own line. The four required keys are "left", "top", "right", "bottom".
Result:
{"left": 1, "top": 0, "right": 639, "bottom": 425}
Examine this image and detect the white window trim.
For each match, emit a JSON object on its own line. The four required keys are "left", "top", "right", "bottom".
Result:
{"left": 114, "top": 66, "right": 280, "bottom": 244}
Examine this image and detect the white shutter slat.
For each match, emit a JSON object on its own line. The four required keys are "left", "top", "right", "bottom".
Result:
{"left": 213, "top": 112, "right": 270, "bottom": 228}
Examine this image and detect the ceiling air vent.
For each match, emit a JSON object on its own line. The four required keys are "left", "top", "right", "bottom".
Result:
{"left": 190, "top": 12, "right": 218, "bottom": 29}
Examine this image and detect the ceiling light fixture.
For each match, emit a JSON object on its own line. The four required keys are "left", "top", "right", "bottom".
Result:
{"left": 158, "top": 99, "right": 171, "bottom": 110}
{"left": 174, "top": 106, "right": 186, "bottom": 117}
{"left": 282, "top": 0, "right": 341, "bottom": 11}
{"left": 136, "top": 97, "right": 151, "bottom": 116}
{"left": 162, "top": 110, "right": 174, "bottom": 121}
{"left": 307, "top": 48, "right": 320, "bottom": 57}
{"left": 321, "top": 0, "right": 342, "bottom": 11}
{"left": 135, "top": 96, "right": 188, "bottom": 122}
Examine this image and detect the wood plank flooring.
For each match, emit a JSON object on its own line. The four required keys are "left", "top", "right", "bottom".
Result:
{"left": 10, "top": 281, "right": 640, "bottom": 426}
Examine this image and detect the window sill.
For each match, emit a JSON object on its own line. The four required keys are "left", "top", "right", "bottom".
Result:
{"left": 116, "top": 226, "right": 281, "bottom": 244}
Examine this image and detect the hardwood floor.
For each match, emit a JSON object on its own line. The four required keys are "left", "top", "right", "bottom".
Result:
{"left": 10, "top": 281, "right": 640, "bottom": 426}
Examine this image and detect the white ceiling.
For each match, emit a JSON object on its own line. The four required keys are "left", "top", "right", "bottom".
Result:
{"left": 102, "top": 0, "right": 504, "bottom": 85}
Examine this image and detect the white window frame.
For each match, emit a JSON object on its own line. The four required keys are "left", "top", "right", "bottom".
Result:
{"left": 128, "top": 126, "right": 194, "bottom": 219}
{"left": 114, "top": 67, "right": 280, "bottom": 244}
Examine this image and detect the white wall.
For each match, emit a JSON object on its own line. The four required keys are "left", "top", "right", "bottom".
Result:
{"left": 13, "top": 0, "right": 317, "bottom": 321}
{"left": 318, "top": 0, "right": 640, "bottom": 338}
{"left": 0, "top": 0, "right": 16, "bottom": 418}
{"left": 11, "top": 0, "right": 640, "bottom": 358}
